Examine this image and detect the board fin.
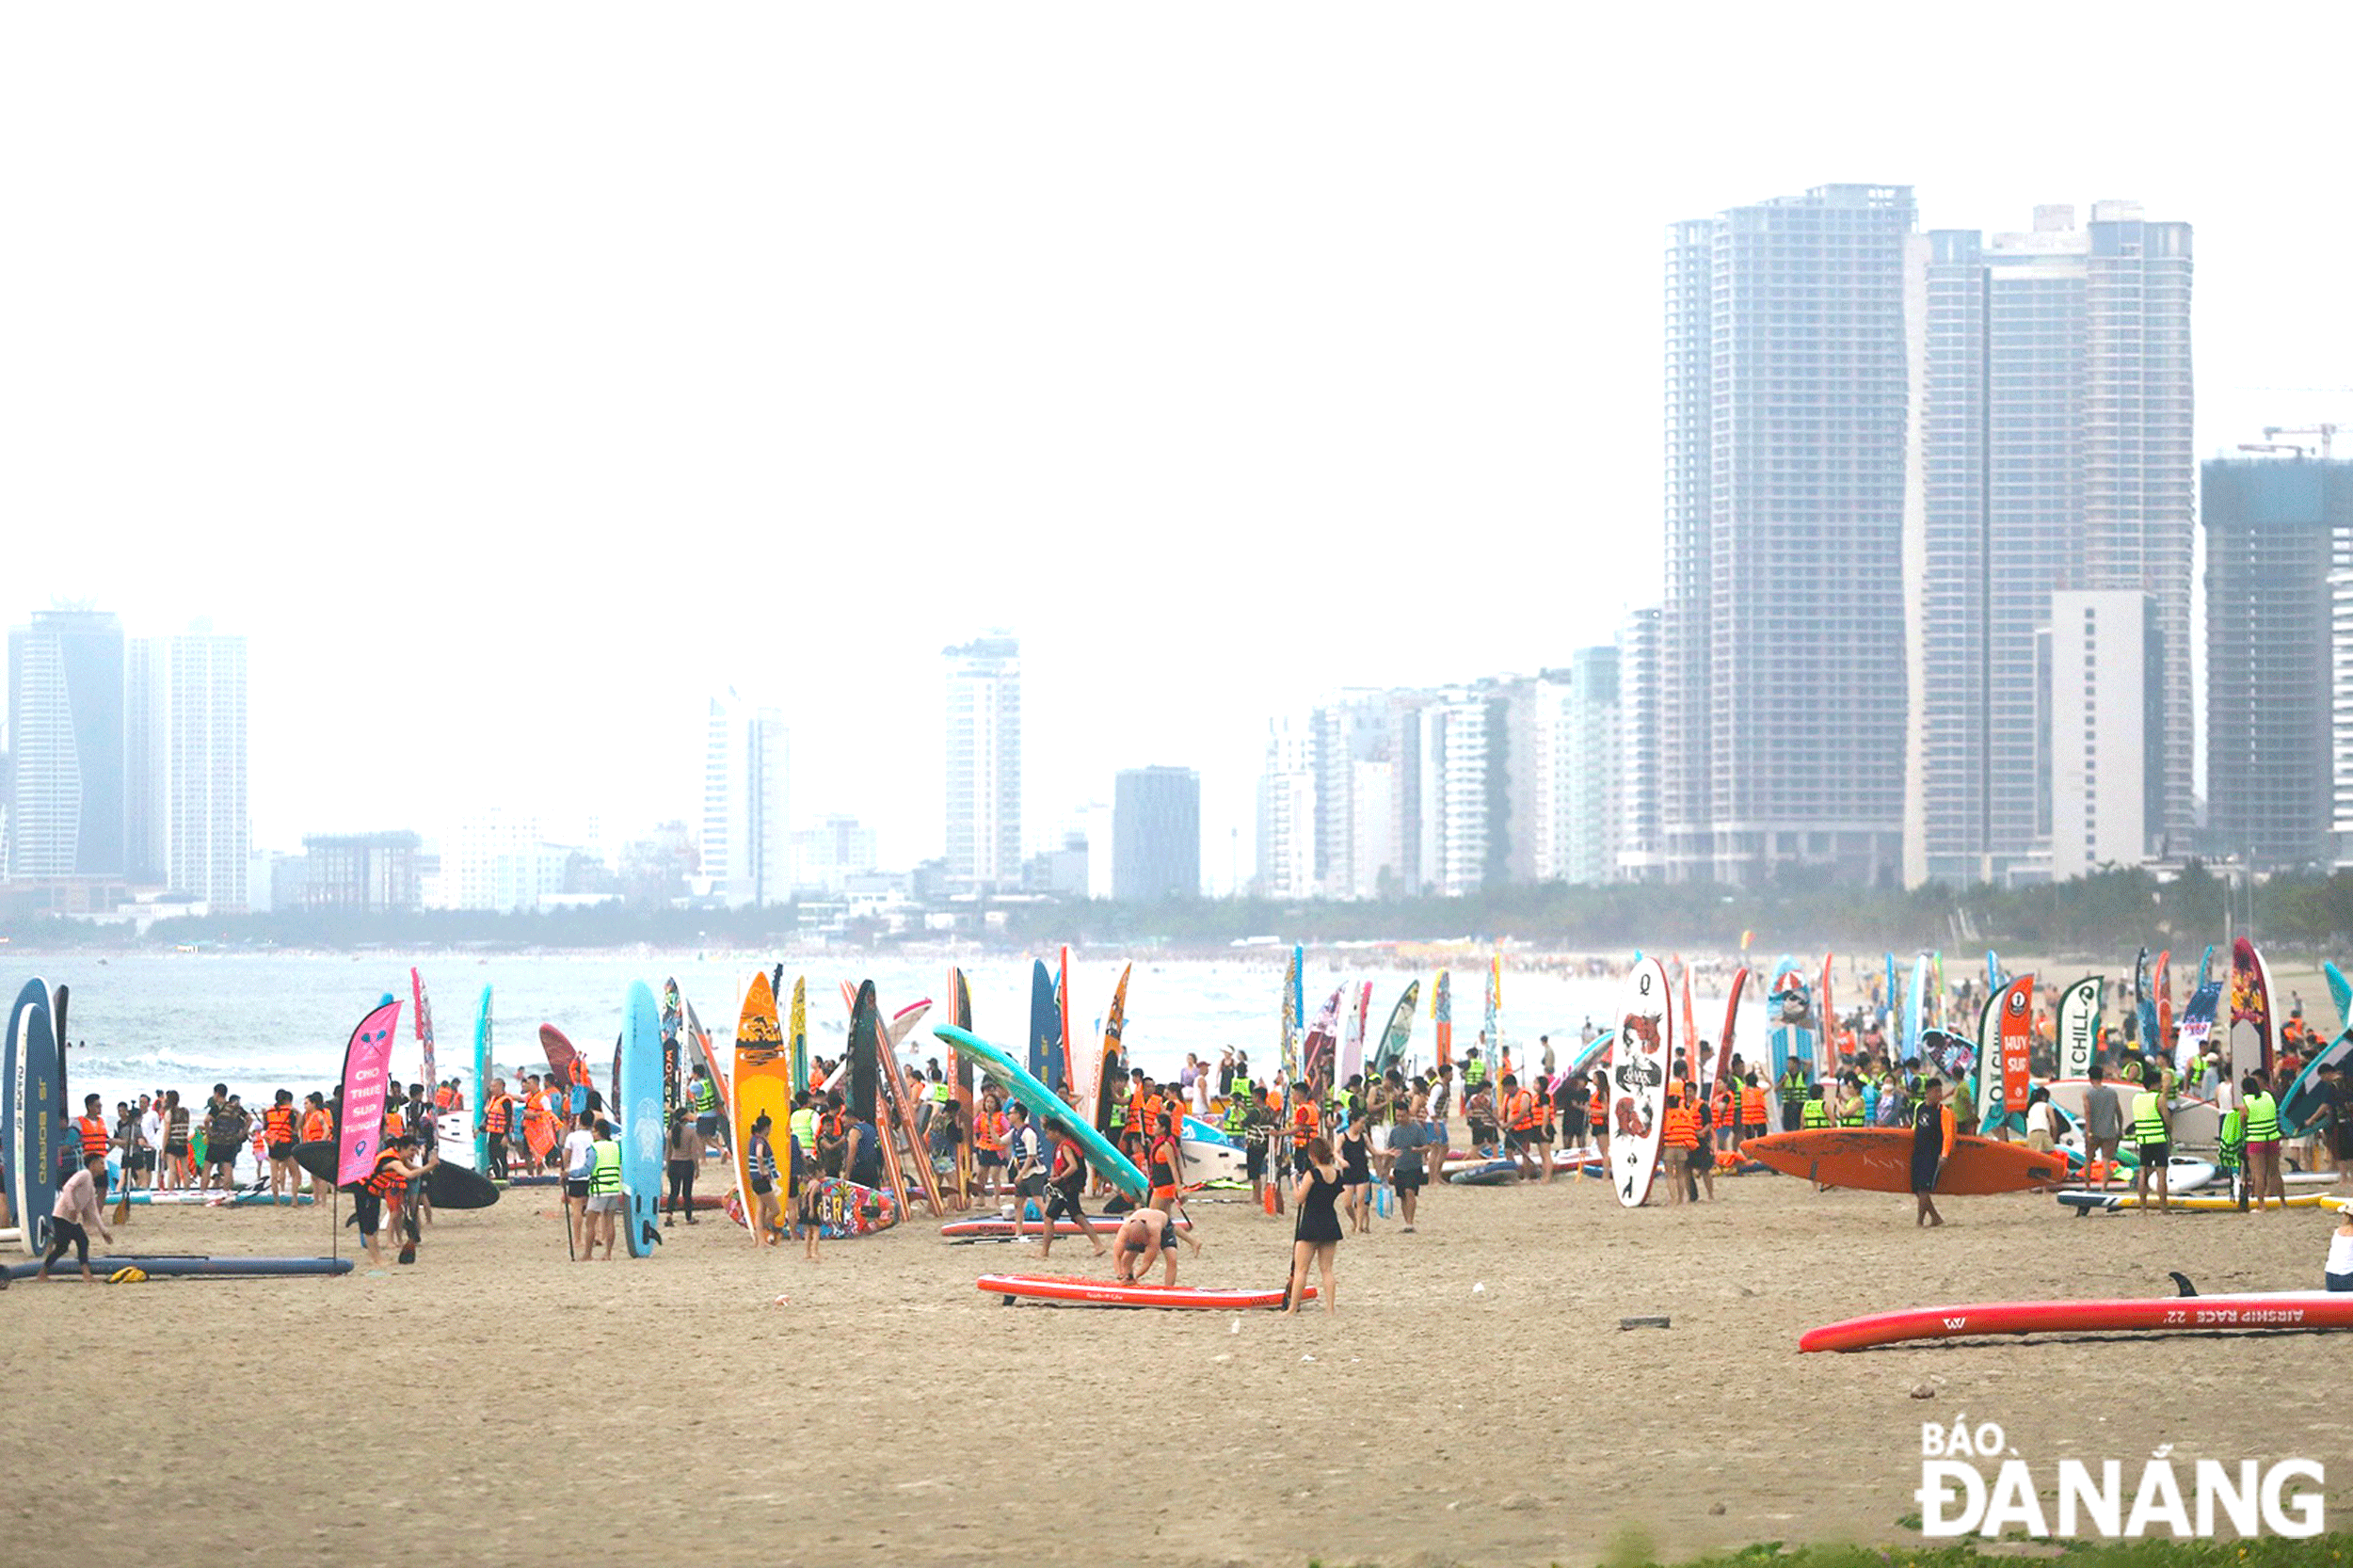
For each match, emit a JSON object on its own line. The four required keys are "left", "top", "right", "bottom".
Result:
{"left": 2168, "top": 1271, "right": 2198, "bottom": 1298}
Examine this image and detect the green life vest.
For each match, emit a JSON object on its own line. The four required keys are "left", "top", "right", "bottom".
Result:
{"left": 691, "top": 1078, "right": 718, "bottom": 1114}
{"left": 1837, "top": 1097, "right": 1865, "bottom": 1128}
{"left": 930, "top": 1082, "right": 951, "bottom": 1104}
{"left": 1801, "top": 1098, "right": 1831, "bottom": 1129}
{"left": 1223, "top": 1080, "right": 1251, "bottom": 1134}
{"left": 1778, "top": 1067, "right": 1809, "bottom": 1096}
{"left": 588, "top": 1140, "right": 622, "bottom": 1194}
{"left": 1464, "top": 1059, "right": 1487, "bottom": 1088}
{"left": 2130, "top": 1090, "right": 2167, "bottom": 1146}
{"left": 789, "top": 1107, "right": 817, "bottom": 1156}
{"left": 2244, "top": 1092, "right": 2281, "bottom": 1143}
{"left": 2217, "top": 1108, "right": 2247, "bottom": 1167}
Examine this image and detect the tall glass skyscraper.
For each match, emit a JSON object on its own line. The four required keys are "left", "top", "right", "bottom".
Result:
{"left": 1912, "top": 204, "right": 2194, "bottom": 884}
{"left": 942, "top": 634, "right": 1020, "bottom": 892}
{"left": 1661, "top": 184, "right": 1917, "bottom": 886}
{"left": 126, "top": 627, "right": 249, "bottom": 906}
{"left": 8, "top": 608, "right": 127, "bottom": 879}
{"left": 1112, "top": 765, "right": 1200, "bottom": 902}
{"left": 701, "top": 690, "right": 789, "bottom": 906}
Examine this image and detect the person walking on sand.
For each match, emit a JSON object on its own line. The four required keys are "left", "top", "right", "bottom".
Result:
{"left": 1338, "top": 1111, "right": 1374, "bottom": 1232}
{"left": 1284, "top": 1137, "right": 1344, "bottom": 1315}
{"left": 745, "top": 1113, "right": 783, "bottom": 1246}
{"left": 1033, "top": 1125, "right": 1105, "bottom": 1264}
{"left": 664, "top": 1108, "right": 700, "bottom": 1226}
{"left": 562, "top": 1109, "right": 598, "bottom": 1256}
{"left": 2080, "top": 1065, "right": 2123, "bottom": 1187}
{"left": 1387, "top": 1110, "right": 1429, "bottom": 1231}
{"left": 2242, "top": 1073, "right": 2287, "bottom": 1212}
{"left": 584, "top": 1119, "right": 623, "bottom": 1260}
{"left": 1912, "top": 1078, "right": 1956, "bottom": 1228}
{"left": 34, "top": 1152, "right": 115, "bottom": 1283}
{"left": 2130, "top": 1073, "right": 2175, "bottom": 1214}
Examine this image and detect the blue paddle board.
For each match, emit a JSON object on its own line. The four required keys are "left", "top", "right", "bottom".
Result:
{"left": 936, "top": 1024, "right": 1146, "bottom": 1199}
{"left": 1027, "top": 961, "right": 1057, "bottom": 1087}
{"left": 619, "top": 981, "right": 664, "bottom": 1258}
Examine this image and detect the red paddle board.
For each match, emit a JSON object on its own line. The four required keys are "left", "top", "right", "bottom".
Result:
{"left": 1743, "top": 1128, "right": 2069, "bottom": 1195}
{"left": 942, "top": 1216, "right": 1190, "bottom": 1240}
{"left": 1802, "top": 1291, "right": 2353, "bottom": 1352}
{"left": 978, "top": 1272, "right": 1313, "bottom": 1310}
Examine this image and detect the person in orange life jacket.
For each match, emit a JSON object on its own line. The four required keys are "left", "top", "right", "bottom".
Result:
{"left": 1658, "top": 1083, "right": 1702, "bottom": 1207}
{"left": 1289, "top": 1096, "right": 1322, "bottom": 1176}
{"left": 1687, "top": 1080, "right": 1718, "bottom": 1202}
{"left": 357, "top": 1135, "right": 432, "bottom": 1268}
{"left": 260, "top": 1089, "right": 301, "bottom": 1204}
{"left": 298, "top": 1094, "right": 336, "bottom": 1202}
{"left": 1499, "top": 1073, "right": 1550, "bottom": 1184}
{"left": 971, "top": 1086, "right": 1008, "bottom": 1206}
{"left": 73, "top": 1096, "right": 111, "bottom": 1187}
{"left": 1032, "top": 1125, "right": 1106, "bottom": 1263}
{"left": 476, "top": 1078, "right": 513, "bottom": 1181}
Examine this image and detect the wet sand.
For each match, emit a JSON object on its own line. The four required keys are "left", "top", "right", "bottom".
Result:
{"left": 8, "top": 1145, "right": 2347, "bottom": 1568}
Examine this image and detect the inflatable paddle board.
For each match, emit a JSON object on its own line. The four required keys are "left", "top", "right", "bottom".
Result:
{"left": 1742, "top": 1128, "right": 2069, "bottom": 1195}
{"left": 807, "top": 1176, "right": 898, "bottom": 1238}
{"left": 471, "top": 984, "right": 494, "bottom": 1172}
{"left": 618, "top": 981, "right": 664, "bottom": 1257}
{"left": 2058, "top": 1189, "right": 2329, "bottom": 1213}
{"left": 1448, "top": 1160, "right": 1518, "bottom": 1186}
{"left": 126, "top": 1187, "right": 314, "bottom": 1208}
{"left": 936, "top": 1024, "right": 1147, "bottom": 1199}
{"left": 941, "top": 1215, "right": 1189, "bottom": 1240}
{"left": 1802, "top": 1290, "right": 2353, "bottom": 1352}
{"left": 978, "top": 1272, "right": 1311, "bottom": 1310}
{"left": 728, "top": 971, "right": 791, "bottom": 1243}
{"left": 2281, "top": 1031, "right": 2353, "bottom": 1135}
{"left": 291, "top": 1141, "right": 497, "bottom": 1209}
{"left": 11, "top": 980, "right": 62, "bottom": 1256}
{"left": 1609, "top": 957, "right": 1672, "bottom": 1208}
{"left": 5, "top": 1255, "right": 354, "bottom": 1281}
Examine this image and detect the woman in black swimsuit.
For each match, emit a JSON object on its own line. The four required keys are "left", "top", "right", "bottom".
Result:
{"left": 1338, "top": 1115, "right": 1373, "bottom": 1234}
{"left": 1285, "top": 1136, "right": 1344, "bottom": 1315}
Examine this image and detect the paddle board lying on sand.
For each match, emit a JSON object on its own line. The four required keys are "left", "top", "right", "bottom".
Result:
{"left": 1743, "top": 1128, "right": 2070, "bottom": 1195}
{"left": 978, "top": 1272, "right": 1313, "bottom": 1310}
{"left": 1449, "top": 1160, "right": 1519, "bottom": 1186}
{"left": 126, "top": 1188, "right": 315, "bottom": 1208}
{"left": 2059, "top": 1190, "right": 2330, "bottom": 1213}
{"left": 5, "top": 1256, "right": 354, "bottom": 1281}
{"left": 941, "top": 1216, "right": 1192, "bottom": 1240}
{"left": 806, "top": 1176, "right": 898, "bottom": 1239}
{"left": 1802, "top": 1290, "right": 2353, "bottom": 1352}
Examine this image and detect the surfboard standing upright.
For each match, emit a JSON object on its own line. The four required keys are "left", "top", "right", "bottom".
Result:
{"left": 728, "top": 971, "right": 791, "bottom": 1243}
{"left": 1610, "top": 957, "right": 1672, "bottom": 1208}
{"left": 472, "top": 985, "right": 494, "bottom": 1172}
{"left": 619, "top": 981, "right": 664, "bottom": 1257}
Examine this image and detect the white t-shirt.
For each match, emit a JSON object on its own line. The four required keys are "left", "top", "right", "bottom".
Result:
{"left": 2329, "top": 1228, "right": 2353, "bottom": 1279}
{"left": 562, "top": 1128, "right": 596, "bottom": 1178}
{"left": 140, "top": 1110, "right": 164, "bottom": 1151}
{"left": 2025, "top": 1102, "right": 2058, "bottom": 1140}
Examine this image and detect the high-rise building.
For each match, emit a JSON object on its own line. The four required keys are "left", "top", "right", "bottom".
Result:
{"left": 2336, "top": 550, "right": 2353, "bottom": 867}
{"left": 125, "top": 626, "right": 248, "bottom": 907}
{"left": 1662, "top": 185, "right": 1917, "bottom": 887}
{"left": 1499, "top": 652, "right": 1621, "bottom": 888}
{"left": 1112, "top": 766, "right": 1200, "bottom": 902}
{"left": 701, "top": 691, "right": 790, "bottom": 906}
{"left": 7, "top": 608, "right": 127, "bottom": 879}
{"left": 299, "top": 831, "right": 424, "bottom": 911}
{"left": 1409, "top": 691, "right": 1499, "bottom": 898}
{"left": 1254, "top": 717, "right": 1315, "bottom": 898}
{"left": 2046, "top": 592, "right": 2150, "bottom": 880}
{"left": 1913, "top": 203, "right": 2195, "bottom": 885}
{"left": 1615, "top": 607, "right": 1662, "bottom": 881}
{"left": 2205, "top": 456, "right": 2346, "bottom": 870}
{"left": 792, "top": 815, "right": 880, "bottom": 896}
{"left": 440, "top": 808, "right": 579, "bottom": 912}
{"left": 942, "top": 634, "right": 1020, "bottom": 893}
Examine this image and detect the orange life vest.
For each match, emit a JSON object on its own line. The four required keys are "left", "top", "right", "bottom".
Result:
{"left": 1663, "top": 1104, "right": 1701, "bottom": 1149}
{"left": 76, "top": 1115, "right": 109, "bottom": 1157}
{"left": 1588, "top": 1094, "right": 1608, "bottom": 1129}
{"left": 264, "top": 1107, "right": 296, "bottom": 1145}
{"left": 486, "top": 1095, "right": 512, "bottom": 1133}
{"left": 1741, "top": 1086, "right": 1769, "bottom": 1127}
{"left": 1506, "top": 1089, "right": 1541, "bottom": 1131}
{"left": 1290, "top": 1103, "right": 1321, "bottom": 1147}
{"left": 364, "top": 1149, "right": 405, "bottom": 1199}
{"left": 302, "top": 1109, "right": 332, "bottom": 1143}
{"left": 434, "top": 1086, "right": 456, "bottom": 1112}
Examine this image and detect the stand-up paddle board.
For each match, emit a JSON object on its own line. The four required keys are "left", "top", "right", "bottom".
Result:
{"left": 1802, "top": 1290, "right": 2353, "bottom": 1352}
{"left": 2058, "top": 1189, "right": 2329, "bottom": 1214}
{"left": 942, "top": 1214, "right": 1190, "bottom": 1240}
{"left": 936, "top": 1023, "right": 1147, "bottom": 1199}
{"left": 471, "top": 984, "right": 493, "bottom": 1172}
{"left": 11, "top": 979, "right": 61, "bottom": 1256}
{"left": 293, "top": 1141, "right": 498, "bottom": 1208}
{"left": 979, "top": 1272, "right": 1311, "bottom": 1310}
{"left": 618, "top": 981, "right": 664, "bottom": 1257}
{"left": 1609, "top": 957, "right": 1672, "bottom": 1208}
{"left": 728, "top": 971, "right": 791, "bottom": 1243}
{"left": 806, "top": 1176, "right": 899, "bottom": 1238}
{"left": 1742, "top": 1128, "right": 2069, "bottom": 1194}
{"left": 5, "top": 1255, "right": 354, "bottom": 1281}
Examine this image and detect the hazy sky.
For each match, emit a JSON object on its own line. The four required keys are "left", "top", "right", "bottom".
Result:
{"left": 8, "top": 6, "right": 2352, "bottom": 882}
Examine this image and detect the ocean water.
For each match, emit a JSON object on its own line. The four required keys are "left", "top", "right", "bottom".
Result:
{"left": 30, "top": 951, "right": 1781, "bottom": 1112}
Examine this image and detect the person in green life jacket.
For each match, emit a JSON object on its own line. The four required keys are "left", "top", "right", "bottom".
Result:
{"left": 2217, "top": 1102, "right": 2249, "bottom": 1206}
{"left": 1777, "top": 1061, "right": 1811, "bottom": 1132}
{"left": 1835, "top": 1070, "right": 1867, "bottom": 1127}
{"left": 585, "top": 1118, "right": 624, "bottom": 1261}
{"left": 1800, "top": 1081, "right": 1833, "bottom": 1192}
{"left": 2241, "top": 1072, "right": 2288, "bottom": 1213}
{"left": 2129, "top": 1073, "right": 2174, "bottom": 1214}
{"left": 690, "top": 1064, "right": 725, "bottom": 1149}
{"left": 1223, "top": 1069, "right": 1253, "bottom": 1139}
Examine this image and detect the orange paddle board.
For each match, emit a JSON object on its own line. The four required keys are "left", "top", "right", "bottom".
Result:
{"left": 1742, "top": 1128, "right": 2069, "bottom": 1195}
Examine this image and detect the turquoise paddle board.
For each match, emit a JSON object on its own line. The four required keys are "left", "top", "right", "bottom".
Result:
{"left": 935, "top": 1024, "right": 1146, "bottom": 1199}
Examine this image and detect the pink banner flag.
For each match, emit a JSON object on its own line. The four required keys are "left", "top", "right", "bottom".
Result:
{"left": 338, "top": 999, "right": 404, "bottom": 1186}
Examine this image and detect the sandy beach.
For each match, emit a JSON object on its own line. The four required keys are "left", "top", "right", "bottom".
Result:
{"left": 8, "top": 1140, "right": 2347, "bottom": 1568}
